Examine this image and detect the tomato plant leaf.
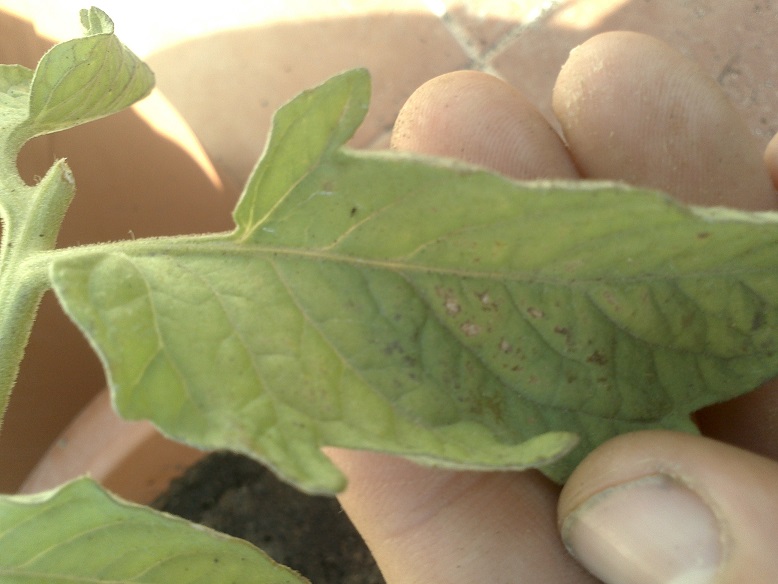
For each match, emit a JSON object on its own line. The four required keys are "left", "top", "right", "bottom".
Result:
{"left": 50, "top": 69, "right": 778, "bottom": 493}
{"left": 0, "top": 477, "right": 308, "bottom": 583}
{"left": 15, "top": 7, "right": 153, "bottom": 146}
{"left": 0, "top": 65, "right": 33, "bottom": 115}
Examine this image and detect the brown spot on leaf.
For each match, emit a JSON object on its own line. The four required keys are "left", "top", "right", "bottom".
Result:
{"left": 460, "top": 322, "right": 481, "bottom": 336}
{"left": 527, "top": 307, "right": 544, "bottom": 319}
{"left": 587, "top": 350, "right": 608, "bottom": 366}
{"left": 602, "top": 291, "right": 620, "bottom": 312}
{"left": 436, "top": 286, "right": 461, "bottom": 316}
{"left": 476, "top": 291, "right": 497, "bottom": 311}
{"left": 554, "top": 325, "right": 576, "bottom": 351}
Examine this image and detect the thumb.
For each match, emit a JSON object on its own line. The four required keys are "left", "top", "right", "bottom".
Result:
{"left": 558, "top": 430, "right": 778, "bottom": 584}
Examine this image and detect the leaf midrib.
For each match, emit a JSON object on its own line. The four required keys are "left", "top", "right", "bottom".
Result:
{"left": 51, "top": 236, "right": 773, "bottom": 287}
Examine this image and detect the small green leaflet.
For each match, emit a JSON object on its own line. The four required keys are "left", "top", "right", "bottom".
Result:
{"left": 0, "top": 478, "right": 308, "bottom": 583}
{"left": 24, "top": 7, "right": 153, "bottom": 140}
{"left": 49, "top": 69, "right": 778, "bottom": 493}
{"left": 1, "top": 7, "right": 151, "bottom": 165}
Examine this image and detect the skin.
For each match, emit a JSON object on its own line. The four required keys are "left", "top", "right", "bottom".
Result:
{"left": 326, "top": 31, "right": 778, "bottom": 583}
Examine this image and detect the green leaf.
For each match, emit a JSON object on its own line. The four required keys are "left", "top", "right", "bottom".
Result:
{"left": 80, "top": 4, "right": 114, "bottom": 34}
{"left": 50, "top": 69, "right": 778, "bottom": 493}
{"left": 0, "top": 65, "right": 33, "bottom": 181}
{"left": 0, "top": 7, "right": 153, "bottom": 157}
{"left": 17, "top": 7, "right": 153, "bottom": 144}
{"left": 0, "top": 477, "right": 308, "bottom": 583}
{"left": 0, "top": 65, "right": 33, "bottom": 113}
{"left": 233, "top": 68, "right": 371, "bottom": 235}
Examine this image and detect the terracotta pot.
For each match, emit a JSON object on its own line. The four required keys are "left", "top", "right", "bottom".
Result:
{"left": 19, "top": 389, "right": 205, "bottom": 504}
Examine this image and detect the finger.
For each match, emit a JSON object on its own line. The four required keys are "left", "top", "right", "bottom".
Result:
{"left": 327, "top": 449, "right": 595, "bottom": 583}
{"left": 328, "top": 70, "right": 598, "bottom": 584}
{"left": 558, "top": 430, "right": 778, "bottom": 584}
{"left": 552, "top": 31, "right": 778, "bottom": 211}
{"left": 391, "top": 70, "right": 579, "bottom": 180}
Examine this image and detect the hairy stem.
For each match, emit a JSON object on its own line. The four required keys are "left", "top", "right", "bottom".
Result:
{"left": 0, "top": 268, "right": 50, "bottom": 420}
{"left": 0, "top": 159, "right": 75, "bottom": 428}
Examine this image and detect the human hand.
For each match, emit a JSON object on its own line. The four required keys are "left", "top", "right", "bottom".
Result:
{"left": 327, "top": 31, "right": 778, "bottom": 584}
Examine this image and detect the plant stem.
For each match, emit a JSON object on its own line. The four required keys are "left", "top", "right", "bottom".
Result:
{"left": 0, "top": 267, "right": 49, "bottom": 419}
{"left": 0, "top": 159, "right": 76, "bottom": 428}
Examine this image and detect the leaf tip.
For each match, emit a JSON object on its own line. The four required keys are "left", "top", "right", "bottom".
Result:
{"left": 80, "top": 6, "right": 114, "bottom": 36}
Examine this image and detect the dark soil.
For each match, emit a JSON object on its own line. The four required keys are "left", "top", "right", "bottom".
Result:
{"left": 153, "top": 451, "right": 385, "bottom": 584}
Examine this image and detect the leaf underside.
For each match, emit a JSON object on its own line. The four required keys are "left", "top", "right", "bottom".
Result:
{"left": 49, "top": 69, "right": 778, "bottom": 494}
{"left": 0, "top": 478, "right": 308, "bottom": 583}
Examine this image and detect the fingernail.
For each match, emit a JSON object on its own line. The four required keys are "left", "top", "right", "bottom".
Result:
{"left": 561, "top": 474, "right": 723, "bottom": 584}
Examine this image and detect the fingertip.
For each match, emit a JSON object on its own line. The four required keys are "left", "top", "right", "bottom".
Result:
{"left": 553, "top": 31, "right": 777, "bottom": 211}
{"left": 392, "top": 70, "right": 578, "bottom": 180}
{"left": 559, "top": 431, "right": 778, "bottom": 583}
